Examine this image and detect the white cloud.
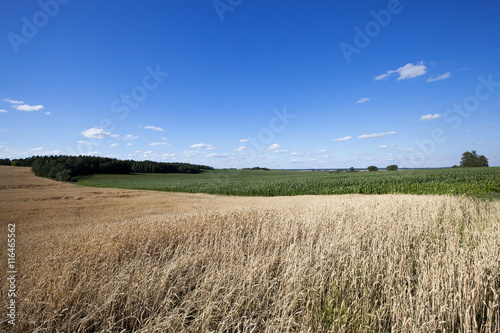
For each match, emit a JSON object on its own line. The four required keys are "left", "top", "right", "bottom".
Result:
{"left": 30, "top": 147, "right": 43, "bottom": 151}
{"left": 402, "top": 147, "right": 415, "bottom": 152}
{"left": 110, "top": 134, "right": 119, "bottom": 138}
{"left": 317, "top": 149, "right": 328, "bottom": 154}
{"left": 14, "top": 104, "right": 44, "bottom": 111}
{"left": 357, "top": 131, "right": 397, "bottom": 139}
{"left": 148, "top": 142, "right": 171, "bottom": 147}
{"left": 420, "top": 113, "right": 442, "bottom": 121}
{"left": 234, "top": 146, "right": 246, "bottom": 152}
{"left": 143, "top": 125, "right": 164, "bottom": 132}
{"left": 77, "top": 140, "right": 97, "bottom": 145}
{"left": 162, "top": 153, "right": 176, "bottom": 158}
{"left": 267, "top": 143, "right": 281, "bottom": 151}
{"left": 190, "top": 143, "right": 216, "bottom": 150}
{"left": 184, "top": 151, "right": 202, "bottom": 157}
{"left": 356, "top": 97, "right": 370, "bottom": 104}
{"left": 3, "top": 98, "right": 23, "bottom": 104}
{"left": 465, "top": 129, "right": 472, "bottom": 133}
{"left": 374, "top": 73, "right": 391, "bottom": 80}
{"left": 379, "top": 144, "right": 396, "bottom": 149}
{"left": 81, "top": 127, "right": 111, "bottom": 139}
{"left": 427, "top": 72, "right": 451, "bottom": 82}
{"left": 123, "top": 134, "right": 138, "bottom": 140}
{"left": 333, "top": 136, "right": 353, "bottom": 142}
{"left": 0, "top": 109, "right": 7, "bottom": 113}
{"left": 110, "top": 143, "right": 118, "bottom": 147}
{"left": 44, "top": 111, "right": 52, "bottom": 115}
{"left": 375, "top": 61, "right": 427, "bottom": 81}
{"left": 126, "top": 143, "right": 133, "bottom": 146}
{"left": 239, "top": 139, "right": 249, "bottom": 143}
{"left": 207, "top": 153, "right": 228, "bottom": 158}
{"left": 266, "top": 143, "right": 287, "bottom": 153}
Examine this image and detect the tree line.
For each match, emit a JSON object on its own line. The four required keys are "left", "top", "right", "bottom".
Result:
{"left": 8, "top": 155, "right": 213, "bottom": 182}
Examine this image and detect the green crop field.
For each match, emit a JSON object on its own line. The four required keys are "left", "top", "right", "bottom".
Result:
{"left": 76, "top": 167, "right": 500, "bottom": 197}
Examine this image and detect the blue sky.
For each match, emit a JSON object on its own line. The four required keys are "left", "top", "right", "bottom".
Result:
{"left": 1, "top": 0, "right": 499, "bottom": 169}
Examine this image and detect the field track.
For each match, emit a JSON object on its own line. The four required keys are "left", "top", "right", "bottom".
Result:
{"left": 1, "top": 166, "right": 499, "bottom": 332}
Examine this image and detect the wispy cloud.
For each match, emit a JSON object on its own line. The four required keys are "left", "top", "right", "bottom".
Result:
{"left": 207, "top": 153, "right": 228, "bottom": 158}
{"left": 123, "top": 134, "right": 138, "bottom": 140}
{"left": 30, "top": 147, "right": 43, "bottom": 151}
{"left": 379, "top": 144, "right": 396, "bottom": 149}
{"left": 81, "top": 127, "right": 111, "bottom": 139}
{"left": 375, "top": 61, "right": 427, "bottom": 81}
{"left": 110, "top": 143, "right": 118, "bottom": 147}
{"left": 427, "top": 72, "right": 451, "bottom": 82}
{"left": 3, "top": 98, "right": 23, "bottom": 104}
{"left": 0, "top": 109, "right": 7, "bottom": 113}
{"left": 402, "top": 147, "right": 415, "bottom": 152}
{"left": 148, "top": 142, "right": 170, "bottom": 147}
{"left": 420, "top": 113, "right": 442, "bottom": 121}
{"left": 239, "top": 139, "right": 248, "bottom": 143}
{"left": 317, "top": 149, "right": 328, "bottom": 154}
{"left": 357, "top": 131, "right": 397, "bottom": 139}
{"left": 356, "top": 97, "right": 370, "bottom": 104}
{"left": 44, "top": 111, "right": 52, "bottom": 116}
{"left": 234, "top": 146, "right": 246, "bottom": 152}
{"left": 267, "top": 143, "right": 281, "bottom": 151}
{"left": 143, "top": 125, "right": 164, "bottom": 132}
{"left": 266, "top": 143, "right": 288, "bottom": 153}
{"left": 190, "top": 143, "right": 216, "bottom": 150}
{"left": 333, "top": 136, "right": 352, "bottom": 142}
{"left": 184, "top": 150, "right": 202, "bottom": 157}
{"left": 14, "top": 104, "right": 44, "bottom": 111}
{"left": 77, "top": 140, "right": 97, "bottom": 145}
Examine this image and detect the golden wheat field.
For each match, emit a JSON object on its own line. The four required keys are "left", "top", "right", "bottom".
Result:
{"left": 1, "top": 166, "right": 499, "bottom": 332}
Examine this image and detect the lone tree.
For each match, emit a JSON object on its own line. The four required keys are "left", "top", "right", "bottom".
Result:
{"left": 459, "top": 150, "right": 488, "bottom": 167}
{"left": 386, "top": 164, "right": 398, "bottom": 171}
{"left": 367, "top": 165, "right": 378, "bottom": 172}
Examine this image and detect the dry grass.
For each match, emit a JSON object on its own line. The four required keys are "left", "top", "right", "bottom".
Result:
{"left": 1, "top": 166, "right": 499, "bottom": 332}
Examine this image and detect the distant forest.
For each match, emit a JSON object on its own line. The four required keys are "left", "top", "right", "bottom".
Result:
{"left": 3, "top": 155, "right": 213, "bottom": 182}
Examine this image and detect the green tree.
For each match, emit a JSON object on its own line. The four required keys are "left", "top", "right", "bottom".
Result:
{"left": 367, "top": 165, "right": 378, "bottom": 172}
{"left": 386, "top": 165, "right": 398, "bottom": 171}
{"left": 349, "top": 167, "right": 355, "bottom": 172}
{"left": 459, "top": 150, "right": 488, "bottom": 167}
